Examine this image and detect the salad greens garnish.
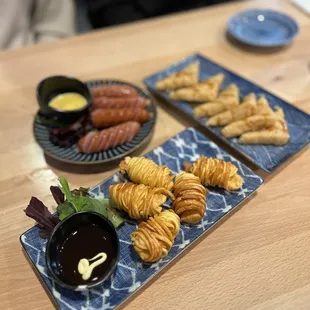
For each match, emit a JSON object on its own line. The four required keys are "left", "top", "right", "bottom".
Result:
{"left": 24, "top": 197, "right": 60, "bottom": 238}
{"left": 57, "top": 177, "right": 123, "bottom": 227}
{"left": 24, "top": 177, "right": 124, "bottom": 238}
{"left": 50, "top": 186, "right": 64, "bottom": 205}
{"left": 71, "top": 187, "right": 89, "bottom": 197}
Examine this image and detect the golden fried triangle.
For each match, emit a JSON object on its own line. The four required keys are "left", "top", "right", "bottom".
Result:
{"left": 155, "top": 62, "right": 200, "bottom": 90}
{"left": 239, "top": 107, "right": 290, "bottom": 145}
{"left": 222, "top": 114, "right": 278, "bottom": 138}
{"left": 193, "top": 83, "right": 240, "bottom": 118}
{"left": 222, "top": 95, "right": 276, "bottom": 138}
{"left": 169, "top": 73, "right": 225, "bottom": 102}
{"left": 207, "top": 93, "right": 257, "bottom": 126}
{"left": 256, "top": 95, "right": 273, "bottom": 115}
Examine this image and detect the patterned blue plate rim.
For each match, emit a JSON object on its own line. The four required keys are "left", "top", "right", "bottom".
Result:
{"left": 20, "top": 127, "right": 263, "bottom": 309}
{"left": 33, "top": 79, "right": 157, "bottom": 165}
{"left": 227, "top": 9, "right": 299, "bottom": 47}
{"left": 20, "top": 189, "right": 260, "bottom": 309}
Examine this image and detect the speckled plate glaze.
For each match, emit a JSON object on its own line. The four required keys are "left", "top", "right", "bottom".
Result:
{"left": 228, "top": 9, "right": 299, "bottom": 47}
{"left": 33, "top": 80, "right": 156, "bottom": 165}
{"left": 143, "top": 54, "right": 310, "bottom": 172}
{"left": 21, "top": 127, "right": 263, "bottom": 310}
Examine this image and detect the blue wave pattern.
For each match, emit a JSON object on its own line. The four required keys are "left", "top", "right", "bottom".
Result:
{"left": 143, "top": 54, "right": 310, "bottom": 172}
{"left": 21, "top": 128, "right": 263, "bottom": 309}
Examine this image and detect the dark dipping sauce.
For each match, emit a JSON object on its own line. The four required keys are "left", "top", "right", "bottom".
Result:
{"left": 57, "top": 223, "right": 117, "bottom": 286}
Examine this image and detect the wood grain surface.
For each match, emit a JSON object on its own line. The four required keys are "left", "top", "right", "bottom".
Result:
{"left": 1, "top": 0, "right": 310, "bottom": 309}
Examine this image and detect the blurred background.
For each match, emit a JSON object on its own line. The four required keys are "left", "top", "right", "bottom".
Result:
{"left": 77, "top": 0, "right": 234, "bottom": 32}
{"left": 0, "top": 0, "right": 234, "bottom": 50}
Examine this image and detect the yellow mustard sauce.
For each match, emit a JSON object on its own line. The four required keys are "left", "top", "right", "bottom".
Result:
{"left": 49, "top": 92, "right": 87, "bottom": 111}
{"left": 78, "top": 252, "right": 107, "bottom": 281}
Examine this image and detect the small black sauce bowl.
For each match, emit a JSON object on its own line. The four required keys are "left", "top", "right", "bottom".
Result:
{"left": 36, "top": 75, "right": 92, "bottom": 124}
{"left": 45, "top": 212, "right": 120, "bottom": 290}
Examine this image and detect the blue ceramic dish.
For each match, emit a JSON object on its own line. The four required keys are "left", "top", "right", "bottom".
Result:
{"left": 20, "top": 127, "right": 263, "bottom": 310}
{"left": 33, "top": 79, "right": 156, "bottom": 166}
{"left": 143, "top": 54, "right": 310, "bottom": 172}
{"left": 228, "top": 9, "right": 299, "bottom": 47}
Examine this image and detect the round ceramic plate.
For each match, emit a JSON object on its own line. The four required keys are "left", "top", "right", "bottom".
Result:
{"left": 33, "top": 79, "right": 156, "bottom": 165}
{"left": 228, "top": 9, "right": 299, "bottom": 47}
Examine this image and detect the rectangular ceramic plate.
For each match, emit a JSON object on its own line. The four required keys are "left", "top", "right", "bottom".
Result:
{"left": 20, "top": 128, "right": 263, "bottom": 310}
{"left": 143, "top": 54, "right": 310, "bottom": 172}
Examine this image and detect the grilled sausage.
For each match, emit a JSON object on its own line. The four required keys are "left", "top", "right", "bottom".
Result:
{"left": 78, "top": 121, "right": 140, "bottom": 154}
{"left": 91, "top": 85, "right": 138, "bottom": 98}
{"left": 92, "top": 96, "right": 150, "bottom": 110}
{"left": 91, "top": 108, "right": 150, "bottom": 128}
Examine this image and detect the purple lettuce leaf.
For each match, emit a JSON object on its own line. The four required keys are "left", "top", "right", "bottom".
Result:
{"left": 24, "top": 197, "right": 59, "bottom": 237}
{"left": 50, "top": 186, "right": 65, "bottom": 204}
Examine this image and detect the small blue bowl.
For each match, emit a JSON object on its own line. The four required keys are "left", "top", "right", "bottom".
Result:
{"left": 228, "top": 9, "right": 299, "bottom": 47}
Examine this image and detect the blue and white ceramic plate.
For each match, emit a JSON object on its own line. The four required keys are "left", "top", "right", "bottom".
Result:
{"left": 33, "top": 80, "right": 156, "bottom": 165}
{"left": 228, "top": 9, "right": 299, "bottom": 47}
{"left": 143, "top": 54, "right": 310, "bottom": 172}
{"left": 21, "top": 128, "right": 263, "bottom": 310}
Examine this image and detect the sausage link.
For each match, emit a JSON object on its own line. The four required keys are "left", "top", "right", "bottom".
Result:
{"left": 78, "top": 121, "right": 141, "bottom": 154}
{"left": 92, "top": 96, "right": 150, "bottom": 110}
{"left": 91, "top": 108, "right": 150, "bottom": 128}
{"left": 91, "top": 85, "right": 138, "bottom": 98}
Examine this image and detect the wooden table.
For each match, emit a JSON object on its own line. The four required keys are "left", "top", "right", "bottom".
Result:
{"left": 1, "top": 0, "right": 310, "bottom": 309}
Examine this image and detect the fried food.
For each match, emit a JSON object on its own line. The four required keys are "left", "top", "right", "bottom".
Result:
{"left": 184, "top": 156, "right": 243, "bottom": 190}
{"left": 239, "top": 107, "right": 290, "bottom": 145}
{"left": 109, "top": 182, "right": 174, "bottom": 220}
{"left": 222, "top": 114, "right": 277, "bottom": 138}
{"left": 221, "top": 94, "right": 286, "bottom": 138}
{"left": 155, "top": 62, "right": 200, "bottom": 90}
{"left": 207, "top": 93, "right": 256, "bottom": 127}
{"left": 131, "top": 210, "right": 180, "bottom": 262}
{"left": 169, "top": 73, "right": 225, "bottom": 102}
{"left": 172, "top": 172, "right": 207, "bottom": 224}
{"left": 239, "top": 130, "right": 289, "bottom": 145}
{"left": 193, "top": 84, "right": 240, "bottom": 118}
{"left": 256, "top": 95, "right": 273, "bottom": 115}
{"left": 119, "top": 157, "right": 174, "bottom": 190}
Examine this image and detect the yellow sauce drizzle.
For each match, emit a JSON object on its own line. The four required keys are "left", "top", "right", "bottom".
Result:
{"left": 77, "top": 252, "right": 107, "bottom": 281}
{"left": 49, "top": 92, "right": 87, "bottom": 111}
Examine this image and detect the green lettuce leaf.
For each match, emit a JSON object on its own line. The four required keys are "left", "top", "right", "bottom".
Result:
{"left": 57, "top": 201, "right": 75, "bottom": 220}
{"left": 71, "top": 187, "right": 89, "bottom": 197}
{"left": 58, "top": 177, "right": 72, "bottom": 198}
{"left": 58, "top": 177, "right": 84, "bottom": 212}
{"left": 56, "top": 177, "right": 124, "bottom": 228}
{"left": 96, "top": 198, "right": 124, "bottom": 228}
{"left": 81, "top": 198, "right": 107, "bottom": 215}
